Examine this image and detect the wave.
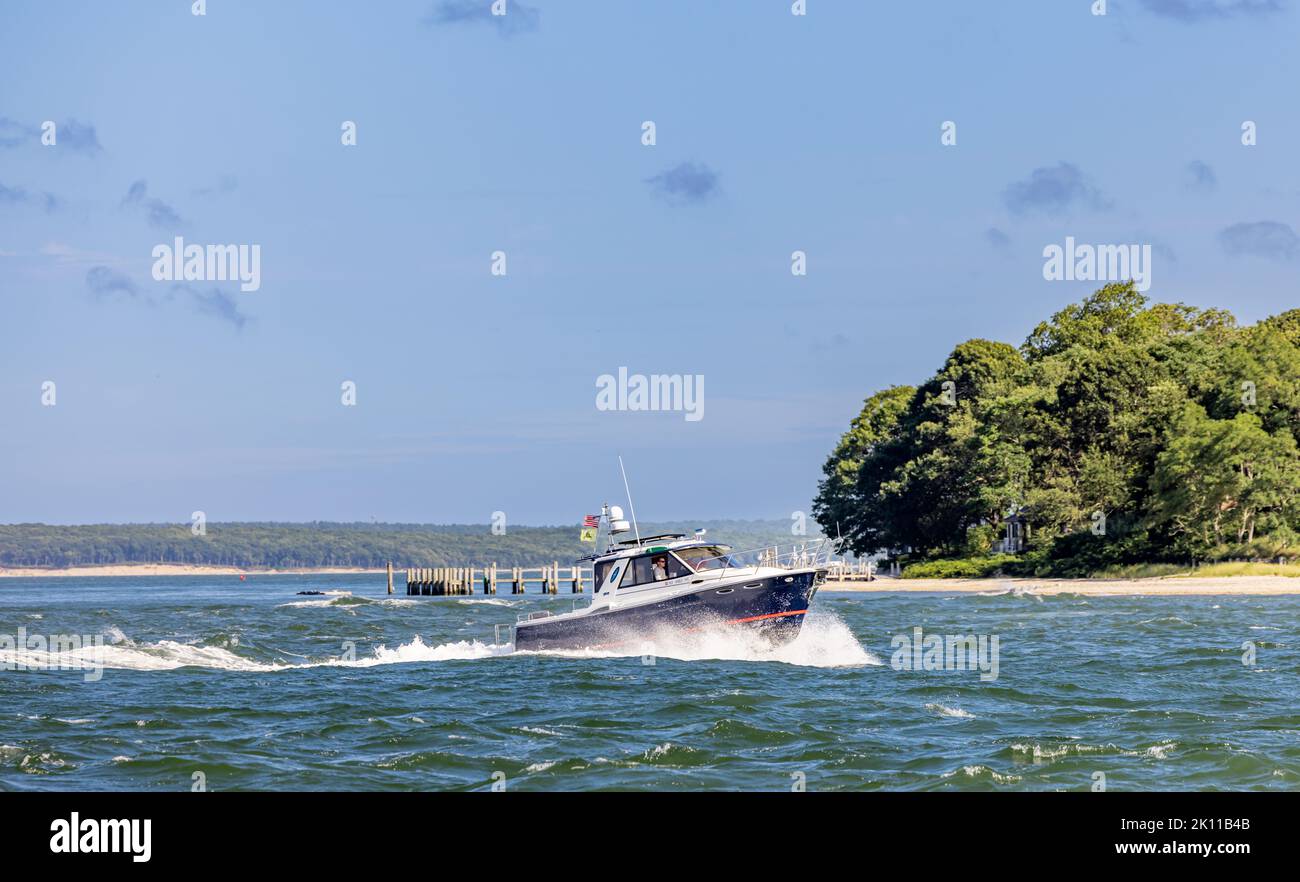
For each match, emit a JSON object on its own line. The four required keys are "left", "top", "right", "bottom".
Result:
{"left": 279, "top": 594, "right": 418, "bottom": 609}
{"left": 926, "top": 703, "right": 975, "bottom": 719}
{"left": 513, "top": 612, "right": 881, "bottom": 669}
{"left": 641, "top": 742, "right": 700, "bottom": 764}
{"left": 278, "top": 593, "right": 366, "bottom": 609}
{"left": 364, "top": 637, "right": 508, "bottom": 664}
{"left": 0, "top": 632, "right": 509, "bottom": 673}
{"left": 975, "top": 584, "right": 1046, "bottom": 602}
{"left": 517, "top": 726, "right": 565, "bottom": 737}
{"left": 1137, "top": 615, "right": 1196, "bottom": 627}
{"left": 941, "top": 764, "right": 1020, "bottom": 784}
{"left": 1007, "top": 740, "right": 1177, "bottom": 761}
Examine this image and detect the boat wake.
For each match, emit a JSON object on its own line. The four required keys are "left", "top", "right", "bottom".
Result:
{"left": 1, "top": 613, "right": 874, "bottom": 673}
{"left": 517, "top": 612, "right": 880, "bottom": 668}
{"left": 0, "top": 633, "right": 510, "bottom": 674}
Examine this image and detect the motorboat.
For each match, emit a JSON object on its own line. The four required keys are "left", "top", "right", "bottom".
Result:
{"left": 512, "top": 504, "right": 836, "bottom": 652}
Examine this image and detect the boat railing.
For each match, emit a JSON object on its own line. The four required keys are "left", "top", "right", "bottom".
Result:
{"left": 685, "top": 538, "right": 840, "bottom": 583}
{"left": 515, "top": 597, "right": 589, "bottom": 623}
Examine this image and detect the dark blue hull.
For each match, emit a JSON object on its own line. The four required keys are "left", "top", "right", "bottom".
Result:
{"left": 514, "top": 570, "right": 825, "bottom": 652}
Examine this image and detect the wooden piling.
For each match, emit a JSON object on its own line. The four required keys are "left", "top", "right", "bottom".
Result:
{"left": 397, "top": 562, "right": 602, "bottom": 596}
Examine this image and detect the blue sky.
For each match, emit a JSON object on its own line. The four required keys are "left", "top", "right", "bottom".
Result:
{"left": 2, "top": 0, "right": 1299, "bottom": 525}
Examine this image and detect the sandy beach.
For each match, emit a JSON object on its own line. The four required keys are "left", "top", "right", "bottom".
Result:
{"left": 823, "top": 576, "right": 1300, "bottom": 595}
{"left": 0, "top": 564, "right": 385, "bottom": 579}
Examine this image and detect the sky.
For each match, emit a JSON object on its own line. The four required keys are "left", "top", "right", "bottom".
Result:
{"left": 2, "top": 0, "right": 1299, "bottom": 525}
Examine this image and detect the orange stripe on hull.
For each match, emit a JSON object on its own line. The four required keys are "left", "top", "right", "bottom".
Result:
{"left": 727, "top": 609, "right": 808, "bottom": 625}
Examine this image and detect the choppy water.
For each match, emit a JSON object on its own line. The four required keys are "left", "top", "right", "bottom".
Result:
{"left": 1, "top": 575, "right": 1297, "bottom": 790}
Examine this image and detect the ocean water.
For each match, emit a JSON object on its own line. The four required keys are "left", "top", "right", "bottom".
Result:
{"left": 1, "top": 575, "right": 1296, "bottom": 791}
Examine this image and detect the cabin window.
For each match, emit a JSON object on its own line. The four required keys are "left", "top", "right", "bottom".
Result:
{"left": 619, "top": 552, "right": 691, "bottom": 588}
{"left": 664, "top": 555, "right": 691, "bottom": 580}
{"left": 674, "top": 545, "right": 733, "bottom": 572}
{"left": 621, "top": 556, "right": 654, "bottom": 588}
{"left": 595, "top": 559, "right": 614, "bottom": 587}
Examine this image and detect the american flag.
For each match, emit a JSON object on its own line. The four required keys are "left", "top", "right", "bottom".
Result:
{"left": 583, "top": 514, "right": 599, "bottom": 528}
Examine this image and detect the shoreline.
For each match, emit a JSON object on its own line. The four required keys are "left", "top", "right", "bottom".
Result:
{"left": 1, "top": 566, "right": 1298, "bottom": 595}
{"left": 824, "top": 576, "right": 1300, "bottom": 596}
{"left": 0, "top": 564, "right": 385, "bottom": 578}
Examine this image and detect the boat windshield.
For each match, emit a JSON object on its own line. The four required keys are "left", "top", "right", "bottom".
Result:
{"left": 674, "top": 545, "right": 734, "bottom": 571}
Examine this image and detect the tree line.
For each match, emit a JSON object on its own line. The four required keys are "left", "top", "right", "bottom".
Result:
{"left": 0, "top": 520, "right": 813, "bottom": 569}
{"left": 814, "top": 283, "right": 1300, "bottom": 575}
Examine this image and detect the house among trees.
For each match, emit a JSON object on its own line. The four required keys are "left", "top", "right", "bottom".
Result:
{"left": 993, "top": 509, "right": 1029, "bottom": 555}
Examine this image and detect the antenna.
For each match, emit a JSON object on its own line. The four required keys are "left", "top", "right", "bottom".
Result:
{"left": 618, "top": 455, "right": 641, "bottom": 544}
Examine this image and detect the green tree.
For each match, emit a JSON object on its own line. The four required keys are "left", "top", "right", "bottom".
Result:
{"left": 1149, "top": 405, "right": 1300, "bottom": 557}
{"left": 816, "top": 283, "right": 1300, "bottom": 571}
{"left": 813, "top": 385, "right": 913, "bottom": 549}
